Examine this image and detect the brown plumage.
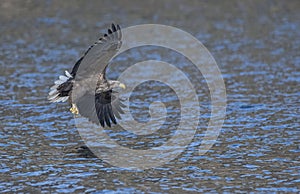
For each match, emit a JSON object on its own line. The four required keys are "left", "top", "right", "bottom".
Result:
{"left": 48, "top": 23, "right": 125, "bottom": 127}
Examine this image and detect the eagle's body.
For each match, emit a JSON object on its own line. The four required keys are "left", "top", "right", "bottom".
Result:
{"left": 48, "top": 24, "right": 125, "bottom": 127}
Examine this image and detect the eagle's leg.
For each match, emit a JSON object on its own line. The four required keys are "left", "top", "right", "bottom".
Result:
{"left": 70, "top": 103, "right": 79, "bottom": 114}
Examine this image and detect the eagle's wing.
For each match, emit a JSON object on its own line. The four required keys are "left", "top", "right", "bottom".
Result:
{"left": 70, "top": 24, "right": 124, "bottom": 127}
{"left": 76, "top": 90, "right": 125, "bottom": 127}
{"left": 71, "top": 23, "right": 122, "bottom": 79}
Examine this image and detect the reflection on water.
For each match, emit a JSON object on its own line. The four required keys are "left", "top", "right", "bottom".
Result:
{"left": 0, "top": 1, "right": 299, "bottom": 193}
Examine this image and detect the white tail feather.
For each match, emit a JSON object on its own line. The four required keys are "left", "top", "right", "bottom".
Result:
{"left": 48, "top": 70, "right": 73, "bottom": 103}
{"left": 54, "top": 80, "right": 64, "bottom": 85}
{"left": 65, "top": 70, "right": 72, "bottom": 78}
{"left": 59, "top": 75, "right": 68, "bottom": 82}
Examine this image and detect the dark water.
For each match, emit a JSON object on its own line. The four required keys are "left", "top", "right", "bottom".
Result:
{"left": 1, "top": 0, "right": 299, "bottom": 193}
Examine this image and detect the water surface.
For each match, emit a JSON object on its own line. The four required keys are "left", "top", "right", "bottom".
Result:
{"left": 0, "top": 1, "right": 299, "bottom": 193}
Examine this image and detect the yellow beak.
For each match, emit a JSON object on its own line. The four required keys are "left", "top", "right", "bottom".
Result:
{"left": 119, "top": 83, "right": 126, "bottom": 89}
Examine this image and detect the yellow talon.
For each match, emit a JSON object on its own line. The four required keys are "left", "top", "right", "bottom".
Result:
{"left": 70, "top": 103, "right": 79, "bottom": 114}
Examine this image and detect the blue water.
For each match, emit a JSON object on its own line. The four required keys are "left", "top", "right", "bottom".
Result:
{"left": 0, "top": 1, "right": 299, "bottom": 193}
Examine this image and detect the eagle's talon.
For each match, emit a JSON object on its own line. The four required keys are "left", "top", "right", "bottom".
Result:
{"left": 70, "top": 103, "right": 79, "bottom": 114}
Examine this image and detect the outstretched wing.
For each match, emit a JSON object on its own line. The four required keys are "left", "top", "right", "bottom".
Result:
{"left": 70, "top": 24, "right": 124, "bottom": 127}
{"left": 76, "top": 90, "right": 125, "bottom": 127}
{"left": 71, "top": 23, "right": 122, "bottom": 79}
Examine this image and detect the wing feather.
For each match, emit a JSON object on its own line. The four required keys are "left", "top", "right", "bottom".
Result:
{"left": 68, "top": 24, "right": 124, "bottom": 127}
{"left": 76, "top": 89, "right": 125, "bottom": 127}
{"left": 72, "top": 23, "right": 122, "bottom": 80}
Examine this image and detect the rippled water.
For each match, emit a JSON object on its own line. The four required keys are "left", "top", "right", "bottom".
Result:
{"left": 1, "top": 1, "right": 299, "bottom": 193}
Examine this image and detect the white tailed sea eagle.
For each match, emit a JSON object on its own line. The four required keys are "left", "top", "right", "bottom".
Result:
{"left": 48, "top": 23, "right": 126, "bottom": 127}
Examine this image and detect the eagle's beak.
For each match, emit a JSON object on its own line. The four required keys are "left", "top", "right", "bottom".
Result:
{"left": 119, "top": 83, "right": 126, "bottom": 89}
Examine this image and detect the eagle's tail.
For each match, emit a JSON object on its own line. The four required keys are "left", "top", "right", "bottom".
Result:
{"left": 48, "top": 70, "right": 73, "bottom": 103}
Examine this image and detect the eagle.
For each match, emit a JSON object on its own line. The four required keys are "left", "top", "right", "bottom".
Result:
{"left": 48, "top": 23, "right": 126, "bottom": 127}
